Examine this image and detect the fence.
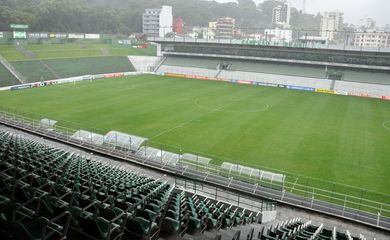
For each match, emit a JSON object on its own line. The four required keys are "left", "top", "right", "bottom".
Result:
{"left": 148, "top": 27, "right": 390, "bottom": 53}
{"left": 0, "top": 105, "right": 389, "bottom": 230}
{"left": 175, "top": 177, "right": 276, "bottom": 215}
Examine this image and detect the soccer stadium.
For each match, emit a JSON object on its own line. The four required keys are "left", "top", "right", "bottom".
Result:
{"left": 1, "top": 4, "right": 390, "bottom": 240}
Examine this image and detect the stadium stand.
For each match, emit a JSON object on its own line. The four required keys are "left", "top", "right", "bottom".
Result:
{"left": 12, "top": 60, "right": 57, "bottom": 82}
{"left": 127, "top": 56, "right": 162, "bottom": 72}
{"left": 159, "top": 65, "right": 220, "bottom": 78}
{"left": 257, "top": 218, "right": 367, "bottom": 240}
{"left": 44, "top": 56, "right": 135, "bottom": 78}
{"left": 0, "top": 130, "right": 264, "bottom": 240}
{"left": 0, "top": 64, "right": 20, "bottom": 87}
{"left": 10, "top": 56, "right": 135, "bottom": 83}
{"left": 0, "top": 54, "right": 26, "bottom": 84}
{"left": 0, "top": 128, "right": 379, "bottom": 240}
{"left": 164, "top": 42, "right": 390, "bottom": 67}
{"left": 160, "top": 56, "right": 334, "bottom": 79}
{"left": 158, "top": 56, "right": 390, "bottom": 96}
{"left": 342, "top": 70, "right": 390, "bottom": 85}
{"left": 162, "top": 56, "right": 221, "bottom": 70}
{"left": 224, "top": 60, "right": 327, "bottom": 79}
{"left": 218, "top": 71, "right": 333, "bottom": 89}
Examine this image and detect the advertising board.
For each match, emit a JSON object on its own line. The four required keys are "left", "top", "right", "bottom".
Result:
{"left": 236, "top": 80, "right": 252, "bottom": 85}
{"left": 29, "top": 33, "right": 49, "bottom": 39}
{"left": 13, "top": 31, "right": 27, "bottom": 39}
{"left": 49, "top": 33, "right": 67, "bottom": 39}
{"left": 257, "top": 82, "right": 279, "bottom": 87}
{"left": 10, "top": 24, "right": 28, "bottom": 29}
{"left": 335, "top": 90, "right": 348, "bottom": 96}
{"left": 85, "top": 34, "right": 100, "bottom": 39}
{"left": 94, "top": 75, "right": 105, "bottom": 79}
{"left": 165, "top": 73, "right": 186, "bottom": 78}
{"left": 118, "top": 40, "right": 132, "bottom": 45}
{"left": 382, "top": 96, "right": 390, "bottom": 100}
{"left": 68, "top": 33, "right": 85, "bottom": 39}
{"left": 11, "top": 84, "right": 32, "bottom": 91}
{"left": 316, "top": 88, "right": 335, "bottom": 94}
{"left": 287, "top": 85, "right": 315, "bottom": 92}
{"left": 104, "top": 73, "right": 125, "bottom": 78}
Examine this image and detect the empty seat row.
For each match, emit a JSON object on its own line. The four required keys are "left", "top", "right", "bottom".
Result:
{"left": 0, "top": 130, "right": 260, "bottom": 239}
{"left": 256, "top": 218, "right": 366, "bottom": 240}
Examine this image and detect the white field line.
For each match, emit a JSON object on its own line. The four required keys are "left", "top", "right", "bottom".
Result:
{"left": 291, "top": 177, "right": 299, "bottom": 192}
{"left": 149, "top": 95, "right": 251, "bottom": 139}
{"left": 194, "top": 98, "right": 269, "bottom": 113}
{"left": 383, "top": 120, "right": 390, "bottom": 132}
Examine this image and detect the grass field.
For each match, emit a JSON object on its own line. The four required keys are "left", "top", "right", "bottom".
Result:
{"left": 0, "top": 75, "right": 389, "bottom": 203}
{"left": 0, "top": 43, "right": 156, "bottom": 61}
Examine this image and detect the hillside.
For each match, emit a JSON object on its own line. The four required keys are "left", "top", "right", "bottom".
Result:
{"left": 0, "top": 0, "right": 320, "bottom": 34}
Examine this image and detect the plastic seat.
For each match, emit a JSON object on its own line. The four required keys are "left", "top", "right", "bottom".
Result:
{"left": 166, "top": 209, "right": 180, "bottom": 220}
{"left": 124, "top": 216, "right": 157, "bottom": 238}
{"left": 137, "top": 208, "right": 157, "bottom": 222}
{"left": 188, "top": 216, "right": 201, "bottom": 230}
{"left": 10, "top": 216, "right": 64, "bottom": 240}
{"left": 161, "top": 216, "right": 180, "bottom": 233}
{"left": 78, "top": 215, "right": 120, "bottom": 240}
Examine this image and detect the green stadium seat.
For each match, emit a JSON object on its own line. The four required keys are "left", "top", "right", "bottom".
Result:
{"left": 161, "top": 216, "right": 180, "bottom": 233}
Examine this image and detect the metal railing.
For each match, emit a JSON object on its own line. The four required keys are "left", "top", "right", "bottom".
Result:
{"left": 148, "top": 27, "right": 390, "bottom": 53}
{"left": 0, "top": 105, "right": 389, "bottom": 230}
{"left": 175, "top": 177, "right": 276, "bottom": 214}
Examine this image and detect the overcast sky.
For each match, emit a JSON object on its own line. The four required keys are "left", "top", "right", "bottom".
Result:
{"left": 214, "top": 0, "right": 389, "bottom": 26}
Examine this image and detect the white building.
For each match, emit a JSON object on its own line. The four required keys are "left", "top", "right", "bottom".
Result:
{"left": 272, "top": 2, "right": 290, "bottom": 29}
{"left": 264, "top": 29, "right": 292, "bottom": 43}
{"left": 215, "top": 17, "right": 236, "bottom": 39}
{"left": 353, "top": 30, "right": 389, "bottom": 48}
{"left": 359, "top": 18, "right": 376, "bottom": 30}
{"left": 189, "top": 27, "right": 208, "bottom": 39}
{"left": 320, "top": 11, "right": 343, "bottom": 41}
{"left": 207, "top": 21, "right": 217, "bottom": 39}
{"left": 142, "top": 5, "right": 173, "bottom": 38}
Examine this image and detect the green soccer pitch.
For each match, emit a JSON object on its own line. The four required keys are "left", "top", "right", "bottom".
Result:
{"left": 0, "top": 74, "right": 389, "bottom": 201}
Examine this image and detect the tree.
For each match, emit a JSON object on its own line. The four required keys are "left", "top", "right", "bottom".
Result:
{"left": 0, "top": 0, "right": 327, "bottom": 34}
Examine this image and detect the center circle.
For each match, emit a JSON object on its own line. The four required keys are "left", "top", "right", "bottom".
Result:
{"left": 194, "top": 97, "right": 269, "bottom": 113}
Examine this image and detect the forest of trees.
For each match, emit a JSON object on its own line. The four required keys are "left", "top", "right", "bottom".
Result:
{"left": 0, "top": 0, "right": 321, "bottom": 34}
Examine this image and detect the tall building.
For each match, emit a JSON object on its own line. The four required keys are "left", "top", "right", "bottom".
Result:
{"left": 320, "top": 11, "right": 343, "bottom": 41}
{"left": 142, "top": 5, "right": 173, "bottom": 38}
{"left": 272, "top": 2, "right": 290, "bottom": 28}
{"left": 353, "top": 30, "right": 389, "bottom": 48}
{"left": 215, "top": 17, "right": 236, "bottom": 39}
